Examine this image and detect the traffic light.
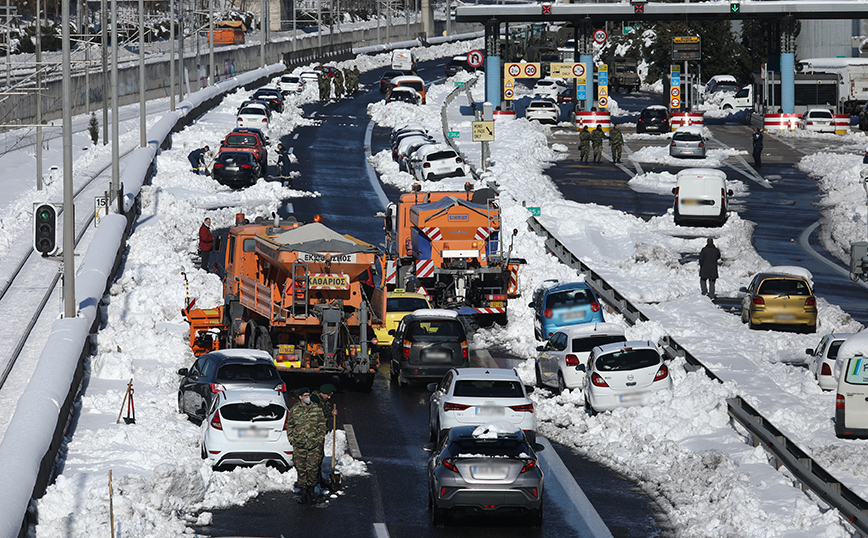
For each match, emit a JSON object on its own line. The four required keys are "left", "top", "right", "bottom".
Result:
{"left": 33, "top": 203, "right": 58, "bottom": 255}
{"left": 730, "top": 2, "right": 740, "bottom": 13}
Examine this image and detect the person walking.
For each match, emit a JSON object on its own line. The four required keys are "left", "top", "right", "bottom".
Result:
{"left": 752, "top": 127, "right": 764, "bottom": 169}
{"left": 343, "top": 67, "right": 353, "bottom": 96}
{"left": 188, "top": 145, "right": 209, "bottom": 174}
{"left": 318, "top": 73, "right": 330, "bottom": 102}
{"left": 590, "top": 125, "right": 605, "bottom": 164}
{"left": 352, "top": 66, "right": 360, "bottom": 94}
{"left": 311, "top": 383, "right": 338, "bottom": 489}
{"left": 333, "top": 68, "right": 345, "bottom": 100}
{"left": 579, "top": 126, "right": 591, "bottom": 164}
{"left": 287, "top": 387, "right": 328, "bottom": 504}
{"left": 198, "top": 218, "right": 214, "bottom": 272}
{"left": 699, "top": 238, "right": 721, "bottom": 299}
{"left": 277, "top": 143, "right": 292, "bottom": 187}
{"left": 609, "top": 124, "right": 624, "bottom": 164}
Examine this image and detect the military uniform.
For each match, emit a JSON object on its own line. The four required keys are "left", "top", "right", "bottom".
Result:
{"left": 343, "top": 68, "right": 353, "bottom": 96}
{"left": 590, "top": 125, "right": 605, "bottom": 164}
{"left": 287, "top": 387, "right": 327, "bottom": 504}
{"left": 579, "top": 127, "right": 591, "bottom": 164}
{"left": 311, "top": 383, "right": 336, "bottom": 489}
{"left": 352, "top": 66, "right": 360, "bottom": 94}
{"left": 333, "top": 69, "right": 345, "bottom": 99}
{"left": 609, "top": 126, "right": 624, "bottom": 163}
{"left": 318, "top": 74, "right": 330, "bottom": 102}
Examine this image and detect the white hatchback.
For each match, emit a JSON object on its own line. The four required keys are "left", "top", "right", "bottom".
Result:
{"left": 428, "top": 368, "right": 536, "bottom": 444}
{"left": 200, "top": 388, "right": 293, "bottom": 471}
{"left": 236, "top": 103, "right": 270, "bottom": 131}
{"left": 581, "top": 340, "right": 671, "bottom": 414}
{"left": 531, "top": 78, "right": 568, "bottom": 99}
{"left": 410, "top": 144, "right": 468, "bottom": 182}
{"left": 525, "top": 99, "right": 559, "bottom": 124}
{"left": 806, "top": 332, "right": 854, "bottom": 391}
{"left": 278, "top": 74, "right": 303, "bottom": 94}
{"left": 535, "top": 322, "right": 626, "bottom": 392}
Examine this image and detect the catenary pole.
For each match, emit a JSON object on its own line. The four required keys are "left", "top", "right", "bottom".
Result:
{"left": 101, "top": 0, "right": 108, "bottom": 143}
{"left": 138, "top": 0, "right": 146, "bottom": 147}
{"left": 170, "top": 0, "right": 175, "bottom": 110}
{"left": 62, "top": 0, "right": 76, "bottom": 318}
{"left": 36, "top": 0, "right": 43, "bottom": 190}
{"left": 111, "top": 0, "right": 118, "bottom": 196}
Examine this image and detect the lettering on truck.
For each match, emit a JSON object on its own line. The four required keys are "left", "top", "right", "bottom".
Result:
{"left": 300, "top": 252, "right": 357, "bottom": 263}
{"left": 308, "top": 273, "right": 350, "bottom": 290}
{"left": 448, "top": 214, "right": 470, "bottom": 222}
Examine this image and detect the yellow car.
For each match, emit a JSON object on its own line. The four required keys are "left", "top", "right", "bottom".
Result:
{"left": 374, "top": 289, "right": 432, "bottom": 348}
{"left": 740, "top": 267, "right": 817, "bottom": 333}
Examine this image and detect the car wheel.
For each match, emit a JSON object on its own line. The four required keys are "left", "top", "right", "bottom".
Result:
{"left": 557, "top": 372, "right": 567, "bottom": 394}
{"left": 535, "top": 365, "right": 543, "bottom": 388}
{"left": 584, "top": 396, "right": 597, "bottom": 417}
{"left": 805, "top": 325, "right": 817, "bottom": 334}
{"left": 530, "top": 503, "right": 543, "bottom": 527}
{"left": 430, "top": 494, "right": 447, "bottom": 526}
{"left": 390, "top": 360, "right": 398, "bottom": 381}
{"left": 723, "top": 104, "right": 732, "bottom": 110}
{"left": 398, "top": 369, "right": 409, "bottom": 387}
{"left": 200, "top": 443, "right": 207, "bottom": 460}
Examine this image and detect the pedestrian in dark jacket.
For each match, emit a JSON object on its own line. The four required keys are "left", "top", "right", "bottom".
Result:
{"left": 188, "top": 145, "right": 209, "bottom": 174}
{"left": 277, "top": 143, "right": 292, "bottom": 186}
{"left": 752, "top": 128, "right": 764, "bottom": 169}
{"left": 198, "top": 218, "right": 214, "bottom": 272}
{"left": 699, "top": 238, "right": 721, "bottom": 298}
{"left": 579, "top": 126, "right": 591, "bottom": 163}
{"left": 287, "top": 387, "right": 328, "bottom": 504}
{"left": 590, "top": 125, "right": 605, "bottom": 163}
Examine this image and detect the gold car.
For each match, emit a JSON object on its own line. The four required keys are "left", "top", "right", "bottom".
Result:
{"left": 740, "top": 269, "right": 817, "bottom": 333}
{"left": 373, "top": 289, "right": 431, "bottom": 348}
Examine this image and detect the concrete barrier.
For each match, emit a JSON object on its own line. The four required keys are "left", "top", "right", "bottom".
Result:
{"left": 835, "top": 114, "right": 851, "bottom": 134}
{"left": 493, "top": 110, "right": 516, "bottom": 121}
{"left": 575, "top": 111, "right": 612, "bottom": 131}
{"left": 763, "top": 114, "right": 800, "bottom": 132}
{"left": 670, "top": 112, "right": 704, "bottom": 130}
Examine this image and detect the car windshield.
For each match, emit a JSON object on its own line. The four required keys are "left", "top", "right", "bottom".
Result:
{"left": 757, "top": 278, "right": 810, "bottom": 296}
{"left": 674, "top": 132, "right": 702, "bottom": 142}
{"left": 571, "top": 334, "right": 627, "bottom": 353}
{"left": 387, "top": 297, "right": 429, "bottom": 311}
{"left": 219, "top": 402, "right": 285, "bottom": 422}
{"left": 713, "top": 83, "right": 738, "bottom": 92}
{"left": 447, "top": 438, "right": 530, "bottom": 458}
{"left": 216, "top": 363, "right": 279, "bottom": 381}
{"left": 643, "top": 109, "right": 667, "bottom": 118}
{"left": 452, "top": 380, "right": 525, "bottom": 398}
{"left": 545, "top": 289, "right": 594, "bottom": 309}
{"left": 407, "top": 319, "right": 463, "bottom": 341}
{"left": 595, "top": 348, "right": 661, "bottom": 371}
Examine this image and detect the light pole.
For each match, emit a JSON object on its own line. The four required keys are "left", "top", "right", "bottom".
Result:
{"left": 170, "top": 0, "right": 175, "bottom": 110}
{"left": 62, "top": 0, "right": 77, "bottom": 318}
{"left": 101, "top": 0, "right": 108, "bottom": 142}
{"left": 111, "top": 0, "right": 119, "bottom": 197}
{"left": 139, "top": 0, "right": 146, "bottom": 147}
{"left": 209, "top": 0, "right": 214, "bottom": 85}
{"left": 36, "top": 0, "right": 43, "bottom": 189}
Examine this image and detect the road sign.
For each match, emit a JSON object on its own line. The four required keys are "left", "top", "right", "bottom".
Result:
{"left": 504, "top": 88, "right": 515, "bottom": 100}
{"left": 526, "top": 206, "right": 541, "bottom": 217}
{"left": 598, "top": 96, "right": 609, "bottom": 108}
{"left": 633, "top": 2, "right": 645, "bottom": 13}
{"left": 467, "top": 50, "right": 485, "bottom": 68}
{"left": 504, "top": 78, "right": 514, "bottom": 88}
{"left": 672, "top": 36, "right": 701, "bottom": 61}
{"left": 670, "top": 87, "right": 680, "bottom": 97}
{"left": 730, "top": 2, "right": 739, "bottom": 13}
{"left": 446, "top": 131, "right": 460, "bottom": 139}
{"left": 598, "top": 65, "right": 608, "bottom": 87}
{"left": 593, "top": 29, "right": 608, "bottom": 44}
{"left": 472, "top": 121, "right": 495, "bottom": 142}
{"left": 598, "top": 87, "right": 608, "bottom": 98}
{"left": 670, "top": 97, "right": 681, "bottom": 108}
{"left": 524, "top": 64, "right": 539, "bottom": 77}
{"left": 454, "top": 81, "right": 465, "bottom": 87}
{"left": 573, "top": 63, "right": 586, "bottom": 77}
{"left": 504, "top": 63, "right": 541, "bottom": 79}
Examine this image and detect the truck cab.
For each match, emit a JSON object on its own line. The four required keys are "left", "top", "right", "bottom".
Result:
{"left": 720, "top": 84, "right": 753, "bottom": 110}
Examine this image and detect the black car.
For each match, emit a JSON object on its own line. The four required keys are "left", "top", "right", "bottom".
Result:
{"left": 380, "top": 69, "right": 407, "bottom": 93}
{"left": 177, "top": 349, "right": 286, "bottom": 423}
{"left": 251, "top": 89, "right": 284, "bottom": 113}
{"left": 445, "top": 56, "right": 475, "bottom": 77}
{"left": 636, "top": 106, "right": 670, "bottom": 134}
{"left": 211, "top": 151, "right": 262, "bottom": 189}
{"left": 389, "top": 309, "right": 469, "bottom": 385}
{"left": 859, "top": 101, "right": 868, "bottom": 131}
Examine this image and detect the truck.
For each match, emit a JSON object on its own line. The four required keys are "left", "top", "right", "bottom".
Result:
{"left": 381, "top": 184, "right": 524, "bottom": 327}
{"left": 390, "top": 49, "right": 415, "bottom": 73}
{"left": 204, "top": 20, "right": 246, "bottom": 46}
{"left": 182, "top": 215, "right": 385, "bottom": 389}
{"left": 719, "top": 84, "right": 753, "bottom": 110}
{"left": 796, "top": 57, "right": 868, "bottom": 115}
{"left": 607, "top": 56, "right": 640, "bottom": 93}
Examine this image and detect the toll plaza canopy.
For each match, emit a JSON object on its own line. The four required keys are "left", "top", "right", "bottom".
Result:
{"left": 455, "top": 1, "right": 868, "bottom": 24}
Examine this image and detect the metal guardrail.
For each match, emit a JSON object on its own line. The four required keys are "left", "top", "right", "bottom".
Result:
{"left": 526, "top": 215, "right": 868, "bottom": 537}
{"left": 441, "top": 75, "right": 481, "bottom": 181}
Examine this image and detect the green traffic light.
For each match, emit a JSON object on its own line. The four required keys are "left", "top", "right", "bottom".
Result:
{"left": 730, "top": 3, "right": 740, "bottom": 13}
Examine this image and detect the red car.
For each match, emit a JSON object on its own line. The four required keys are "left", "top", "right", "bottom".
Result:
{"left": 219, "top": 128, "right": 268, "bottom": 177}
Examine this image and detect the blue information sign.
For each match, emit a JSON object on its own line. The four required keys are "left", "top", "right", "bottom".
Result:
{"left": 599, "top": 72, "right": 608, "bottom": 86}
{"left": 577, "top": 84, "right": 587, "bottom": 100}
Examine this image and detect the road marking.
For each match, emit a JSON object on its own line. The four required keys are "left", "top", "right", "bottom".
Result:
{"left": 364, "top": 121, "right": 390, "bottom": 209}
{"left": 293, "top": 133, "right": 299, "bottom": 140}
{"left": 538, "top": 437, "right": 614, "bottom": 538}
{"left": 799, "top": 220, "right": 868, "bottom": 289}
{"left": 287, "top": 147, "right": 293, "bottom": 155}
{"left": 373, "top": 523, "right": 390, "bottom": 538}
{"left": 344, "top": 423, "right": 363, "bottom": 458}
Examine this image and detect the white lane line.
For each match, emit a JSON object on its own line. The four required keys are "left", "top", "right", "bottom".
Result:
{"left": 373, "top": 522, "right": 390, "bottom": 538}
{"left": 799, "top": 220, "right": 868, "bottom": 289}
{"left": 538, "top": 437, "right": 614, "bottom": 538}
{"left": 293, "top": 133, "right": 299, "bottom": 140}
{"left": 344, "top": 423, "right": 363, "bottom": 459}
{"left": 364, "top": 120, "right": 390, "bottom": 209}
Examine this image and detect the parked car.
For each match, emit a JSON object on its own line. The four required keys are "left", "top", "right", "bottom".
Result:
{"left": 237, "top": 99, "right": 272, "bottom": 119}
{"left": 388, "top": 75, "right": 427, "bottom": 104}
{"left": 525, "top": 99, "right": 559, "bottom": 124}
{"left": 299, "top": 70, "right": 319, "bottom": 85}
{"left": 669, "top": 126, "right": 707, "bottom": 158}
{"left": 251, "top": 88, "right": 285, "bottom": 113}
{"left": 530, "top": 280, "right": 605, "bottom": 340}
{"left": 806, "top": 333, "right": 855, "bottom": 391}
{"left": 277, "top": 74, "right": 303, "bottom": 95}
{"left": 388, "top": 309, "right": 469, "bottom": 385}
{"left": 200, "top": 388, "right": 293, "bottom": 471}
{"left": 386, "top": 86, "right": 422, "bottom": 105}
{"left": 535, "top": 322, "right": 626, "bottom": 392}
{"left": 531, "top": 78, "right": 568, "bottom": 100}
{"left": 380, "top": 69, "right": 407, "bottom": 93}
{"left": 236, "top": 103, "right": 270, "bottom": 131}
{"left": 704, "top": 74, "right": 739, "bottom": 94}
{"left": 177, "top": 349, "right": 286, "bottom": 423}
{"left": 395, "top": 135, "right": 435, "bottom": 171}
{"left": 636, "top": 106, "right": 670, "bottom": 134}
{"left": 427, "top": 368, "right": 536, "bottom": 444}
{"left": 580, "top": 340, "right": 671, "bottom": 415}
{"left": 211, "top": 151, "right": 261, "bottom": 189}
{"left": 445, "top": 55, "right": 476, "bottom": 76}
{"left": 220, "top": 128, "right": 268, "bottom": 175}
{"left": 410, "top": 144, "right": 467, "bottom": 182}
{"left": 391, "top": 128, "right": 430, "bottom": 160}
{"left": 798, "top": 108, "right": 836, "bottom": 133}
{"left": 424, "top": 423, "right": 544, "bottom": 526}
{"left": 835, "top": 354, "right": 868, "bottom": 438}
{"left": 373, "top": 289, "right": 432, "bottom": 349}
{"left": 740, "top": 266, "right": 817, "bottom": 333}
{"left": 672, "top": 168, "right": 732, "bottom": 227}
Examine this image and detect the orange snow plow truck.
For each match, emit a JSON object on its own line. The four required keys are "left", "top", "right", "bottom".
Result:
{"left": 182, "top": 215, "right": 385, "bottom": 389}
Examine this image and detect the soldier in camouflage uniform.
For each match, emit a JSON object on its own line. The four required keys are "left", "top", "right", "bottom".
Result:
{"left": 287, "top": 387, "right": 328, "bottom": 504}
{"left": 318, "top": 73, "right": 330, "bottom": 102}
{"left": 352, "top": 66, "right": 360, "bottom": 94}
{"left": 579, "top": 125, "right": 591, "bottom": 164}
{"left": 608, "top": 124, "right": 624, "bottom": 164}
{"left": 590, "top": 125, "right": 605, "bottom": 164}
{"left": 333, "top": 68, "right": 345, "bottom": 100}
{"left": 311, "top": 383, "right": 338, "bottom": 489}
{"left": 343, "top": 68, "right": 353, "bottom": 96}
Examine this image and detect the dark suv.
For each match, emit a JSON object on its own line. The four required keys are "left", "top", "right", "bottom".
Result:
{"left": 388, "top": 309, "right": 469, "bottom": 385}
{"left": 636, "top": 106, "right": 670, "bottom": 134}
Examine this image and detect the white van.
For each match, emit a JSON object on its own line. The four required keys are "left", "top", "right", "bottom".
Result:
{"left": 672, "top": 168, "right": 733, "bottom": 227}
{"left": 835, "top": 354, "right": 868, "bottom": 438}
{"left": 391, "top": 49, "right": 415, "bottom": 72}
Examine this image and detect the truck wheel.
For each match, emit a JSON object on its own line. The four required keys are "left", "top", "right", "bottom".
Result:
{"left": 355, "top": 373, "right": 375, "bottom": 392}
{"left": 390, "top": 360, "right": 399, "bottom": 381}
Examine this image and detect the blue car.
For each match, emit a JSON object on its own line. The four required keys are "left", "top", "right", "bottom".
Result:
{"left": 530, "top": 281, "right": 605, "bottom": 340}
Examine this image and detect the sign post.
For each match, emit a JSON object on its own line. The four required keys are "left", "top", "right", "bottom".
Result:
{"left": 597, "top": 65, "right": 609, "bottom": 109}
{"left": 669, "top": 64, "right": 681, "bottom": 112}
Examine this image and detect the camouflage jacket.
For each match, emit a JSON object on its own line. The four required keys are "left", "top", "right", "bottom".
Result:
{"left": 590, "top": 129, "right": 605, "bottom": 147}
{"left": 608, "top": 129, "right": 624, "bottom": 147}
{"left": 311, "top": 391, "right": 335, "bottom": 419}
{"left": 287, "top": 401, "right": 327, "bottom": 449}
{"left": 579, "top": 130, "right": 591, "bottom": 148}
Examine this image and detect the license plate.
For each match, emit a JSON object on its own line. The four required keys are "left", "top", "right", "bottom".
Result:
{"left": 489, "top": 301, "right": 504, "bottom": 308}
{"left": 562, "top": 310, "right": 586, "bottom": 321}
{"left": 619, "top": 393, "right": 643, "bottom": 404}
{"left": 475, "top": 406, "right": 504, "bottom": 416}
{"left": 775, "top": 314, "right": 795, "bottom": 320}
{"left": 425, "top": 352, "right": 449, "bottom": 360}
{"left": 238, "top": 428, "right": 269, "bottom": 438}
{"left": 471, "top": 464, "right": 509, "bottom": 479}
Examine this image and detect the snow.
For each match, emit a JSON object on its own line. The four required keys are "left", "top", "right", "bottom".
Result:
{"left": 0, "top": 31, "right": 865, "bottom": 538}
{"left": 472, "top": 421, "right": 521, "bottom": 438}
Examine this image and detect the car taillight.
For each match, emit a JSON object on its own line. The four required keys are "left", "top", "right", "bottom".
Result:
{"left": 461, "top": 340, "right": 468, "bottom": 359}
{"left": 591, "top": 373, "right": 608, "bottom": 387}
{"left": 509, "top": 404, "right": 534, "bottom": 413}
{"left": 520, "top": 459, "right": 537, "bottom": 473}
{"left": 237, "top": 117, "right": 243, "bottom": 122}
{"left": 443, "top": 459, "right": 458, "bottom": 472}
{"left": 261, "top": 118, "right": 268, "bottom": 122}
{"left": 210, "top": 410, "right": 223, "bottom": 430}
{"left": 456, "top": 157, "right": 463, "bottom": 163}
{"left": 805, "top": 297, "right": 816, "bottom": 307}
{"left": 837, "top": 394, "right": 845, "bottom": 409}
{"left": 444, "top": 402, "right": 471, "bottom": 412}
{"left": 699, "top": 141, "right": 705, "bottom": 147}
{"left": 282, "top": 412, "right": 289, "bottom": 431}
{"left": 590, "top": 302, "right": 600, "bottom": 312}
{"left": 210, "top": 383, "right": 225, "bottom": 394}
{"left": 565, "top": 354, "right": 579, "bottom": 366}
{"left": 670, "top": 141, "right": 675, "bottom": 147}
{"left": 213, "top": 163, "right": 224, "bottom": 169}
{"left": 543, "top": 308, "right": 553, "bottom": 319}
{"left": 275, "top": 383, "right": 287, "bottom": 393}
{"left": 752, "top": 297, "right": 765, "bottom": 305}
{"left": 423, "top": 162, "right": 431, "bottom": 168}
{"left": 241, "top": 164, "right": 252, "bottom": 169}
{"left": 654, "top": 364, "right": 669, "bottom": 381}
{"left": 403, "top": 339, "right": 411, "bottom": 358}
{"left": 821, "top": 363, "right": 832, "bottom": 376}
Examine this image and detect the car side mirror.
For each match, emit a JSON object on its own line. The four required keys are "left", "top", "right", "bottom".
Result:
{"left": 806, "top": 349, "right": 814, "bottom": 355}
{"left": 528, "top": 302, "right": 534, "bottom": 308}
{"left": 727, "top": 190, "right": 734, "bottom": 196}
{"left": 178, "top": 368, "right": 188, "bottom": 376}
{"left": 739, "top": 286, "right": 748, "bottom": 293}
{"left": 423, "top": 442, "right": 435, "bottom": 452}
{"left": 427, "top": 383, "right": 438, "bottom": 392}
{"left": 524, "top": 384, "right": 534, "bottom": 394}
{"left": 671, "top": 188, "right": 677, "bottom": 195}
{"left": 533, "top": 443, "right": 546, "bottom": 452}
{"left": 536, "top": 346, "right": 544, "bottom": 352}
{"left": 575, "top": 364, "right": 586, "bottom": 372}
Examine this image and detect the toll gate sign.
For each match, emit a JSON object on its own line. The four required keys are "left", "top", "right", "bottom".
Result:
{"left": 672, "top": 36, "right": 701, "bottom": 61}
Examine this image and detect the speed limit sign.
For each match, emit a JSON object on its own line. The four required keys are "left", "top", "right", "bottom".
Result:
{"left": 593, "top": 29, "right": 608, "bottom": 44}
{"left": 524, "top": 64, "right": 538, "bottom": 77}
{"left": 467, "top": 50, "right": 485, "bottom": 68}
{"left": 572, "top": 63, "right": 586, "bottom": 78}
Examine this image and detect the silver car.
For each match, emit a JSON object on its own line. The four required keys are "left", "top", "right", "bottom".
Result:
{"left": 669, "top": 126, "right": 707, "bottom": 158}
{"left": 425, "top": 423, "right": 544, "bottom": 526}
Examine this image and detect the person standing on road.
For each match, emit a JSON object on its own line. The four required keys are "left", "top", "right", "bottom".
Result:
{"left": 752, "top": 127, "right": 764, "bottom": 169}
{"left": 608, "top": 124, "right": 624, "bottom": 164}
{"left": 318, "top": 74, "right": 330, "bottom": 102}
{"left": 198, "top": 218, "right": 214, "bottom": 273}
{"left": 579, "top": 126, "right": 591, "bottom": 164}
{"left": 311, "top": 383, "right": 338, "bottom": 489}
{"left": 188, "top": 145, "right": 209, "bottom": 174}
{"left": 590, "top": 125, "right": 605, "bottom": 164}
{"left": 277, "top": 143, "right": 292, "bottom": 187}
{"left": 352, "top": 66, "right": 360, "bottom": 94}
{"left": 287, "top": 387, "right": 328, "bottom": 505}
{"left": 333, "top": 68, "right": 345, "bottom": 100}
{"left": 699, "top": 238, "right": 721, "bottom": 299}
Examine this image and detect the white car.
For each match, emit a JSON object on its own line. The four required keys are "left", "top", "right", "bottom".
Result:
{"left": 835, "top": 354, "right": 868, "bottom": 438}
{"left": 428, "top": 367, "right": 536, "bottom": 444}
{"left": 277, "top": 74, "right": 303, "bottom": 95}
{"left": 200, "top": 387, "right": 293, "bottom": 472}
{"left": 806, "top": 333, "right": 854, "bottom": 391}
{"left": 525, "top": 99, "right": 559, "bottom": 124}
{"left": 580, "top": 340, "right": 671, "bottom": 415}
{"left": 299, "top": 70, "right": 319, "bottom": 85}
{"left": 531, "top": 78, "right": 568, "bottom": 99}
{"left": 395, "top": 134, "right": 435, "bottom": 171}
{"left": 798, "top": 108, "right": 836, "bottom": 132}
{"left": 410, "top": 144, "right": 467, "bottom": 182}
{"left": 236, "top": 103, "right": 270, "bottom": 131}
{"left": 535, "top": 322, "right": 626, "bottom": 392}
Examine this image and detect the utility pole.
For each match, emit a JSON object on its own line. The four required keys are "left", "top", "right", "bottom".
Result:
{"left": 170, "top": 0, "right": 175, "bottom": 110}
{"left": 139, "top": 0, "right": 146, "bottom": 147}
{"left": 6, "top": 0, "right": 11, "bottom": 89}
{"left": 101, "top": 0, "right": 108, "bottom": 143}
{"left": 36, "top": 0, "right": 43, "bottom": 190}
{"left": 209, "top": 0, "right": 214, "bottom": 85}
{"left": 260, "top": 0, "right": 265, "bottom": 68}
{"left": 62, "top": 0, "right": 77, "bottom": 318}
{"left": 179, "top": 3, "right": 184, "bottom": 101}
{"left": 111, "top": 0, "right": 119, "bottom": 198}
